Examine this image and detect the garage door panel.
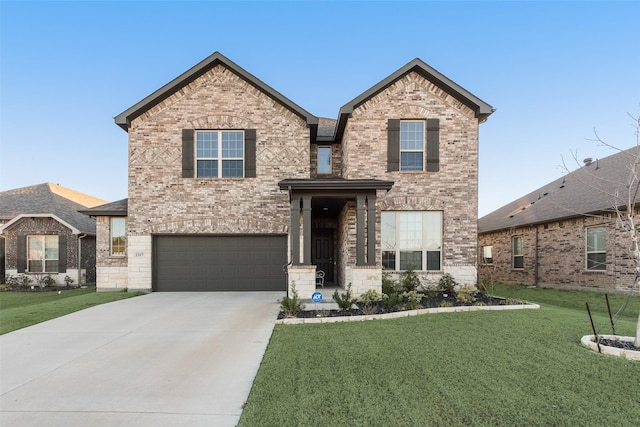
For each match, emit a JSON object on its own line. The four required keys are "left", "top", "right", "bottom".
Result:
{"left": 154, "top": 236, "right": 286, "bottom": 291}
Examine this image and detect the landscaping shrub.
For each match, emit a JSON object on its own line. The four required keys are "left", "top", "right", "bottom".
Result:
{"left": 382, "top": 272, "right": 398, "bottom": 295}
{"left": 437, "top": 273, "right": 457, "bottom": 294}
{"left": 401, "top": 290, "right": 422, "bottom": 310}
{"left": 455, "top": 285, "right": 478, "bottom": 305}
{"left": 359, "top": 289, "right": 381, "bottom": 315}
{"left": 399, "top": 267, "right": 421, "bottom": 292}
{"left": 279, "top": 282, "right": 305, "bottom": 317}
{"left": 333, "top": 284, "right": 357, "bottom": 311}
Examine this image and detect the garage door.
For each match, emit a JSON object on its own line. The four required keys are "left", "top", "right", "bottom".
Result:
{"left": 153, "top": 235, "right": 287, "bottom": 291}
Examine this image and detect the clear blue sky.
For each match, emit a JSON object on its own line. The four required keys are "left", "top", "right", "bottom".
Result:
{"left": 1, "top": 1, "right": 638, "bottom": 216}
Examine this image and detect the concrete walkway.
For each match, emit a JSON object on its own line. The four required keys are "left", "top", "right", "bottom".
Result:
{"left": 0, "top": 292, "right": 283, "bottom": 427}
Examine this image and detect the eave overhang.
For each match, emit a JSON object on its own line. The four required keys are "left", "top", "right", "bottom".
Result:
{"left": 114, "top": 51, "right": 318, "bottom": 131}
{"left": 278, "top": 178, "right": 394, "bottom": 192}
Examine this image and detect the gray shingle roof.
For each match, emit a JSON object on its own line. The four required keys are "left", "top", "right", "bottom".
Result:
{"left": 79, "top": 198, "right": 128, "bottom": 216}
{"left": 478, "top": 146, "right": 640, "bottom": 233}
{"left": 0, "top": 183, "right": 107, "bottom": 234}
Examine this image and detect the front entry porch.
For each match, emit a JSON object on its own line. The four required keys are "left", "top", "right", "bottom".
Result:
{"left": 279, "top": 178, "right": 393, "bottom": 299}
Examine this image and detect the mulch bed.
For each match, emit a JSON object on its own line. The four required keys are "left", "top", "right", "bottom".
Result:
{"left": 599, "top": 338, "right": 640, "bottom": 352}
{"left": 278, "top": 291, "right": 519, "bottom": 319}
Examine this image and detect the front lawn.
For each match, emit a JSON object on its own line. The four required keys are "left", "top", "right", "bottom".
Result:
{"left": 0, "top": 286, "right": 143, "bottom": 334}
{"left": 239, "top": 284, "right": 640, "bottom": 426}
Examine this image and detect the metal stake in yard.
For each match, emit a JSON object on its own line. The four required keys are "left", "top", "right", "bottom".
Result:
{"left": 585, "top": 302, "right": 601, "bottom": 353}
{"left": 604, "top": 294, "right": 616, "bottom": 335}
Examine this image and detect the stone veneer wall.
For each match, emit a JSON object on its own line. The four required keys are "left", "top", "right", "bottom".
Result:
{"left": 341, "top": 71, "right": 480, "bottom": 285}
{"left": 95, "top": 216, "right": 128, "bottom": 290}
{"left": 478, "top": 214, "right": 638, "bottom": 293}
{"left": 125, "top": 64, "right": 310, "bottom": 291}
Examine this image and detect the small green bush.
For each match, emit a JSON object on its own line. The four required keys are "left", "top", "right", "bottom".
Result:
{"left": 42, "top": 275, "right": 56, "bottom": 287}
{"left": 64, "top": 275, "right": 75, "bottom": 287}
{"left": 333, "top": 284, "right": 357, "bottom": 311}
{"left": 280, "top": 282, "right": 305, "bottom": 316}
{"left": 402, "top": 290, "right": 422, "bottom": 310}
{"left": 437, "top": 273, "right": 457, "bottom": 294}
{"left": 455, "top": 285, "right": 478, "bottom": 305}
{"left": 439, "top": 300, "right": 454, "bottom": 308}
{"left": 382, "top": 292, "right": 402, "bottom": 311}
{"left": 382, "top": 272, "right": 398, "bottom": 295}
{"left": 359, "top": 289, "right": 381, "bottom": 315}
{"left": 421, "top": 282, "right": 438, "bottom": 298}
{"left": 399, "top": 267, "right": 421, "bottom": 292}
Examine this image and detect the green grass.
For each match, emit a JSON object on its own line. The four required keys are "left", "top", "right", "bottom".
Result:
{"left": 0, "top": 286, "right": 143, "bottom": 334}
{"left": 239, "top": 284, "right": 640, "bottom": 426}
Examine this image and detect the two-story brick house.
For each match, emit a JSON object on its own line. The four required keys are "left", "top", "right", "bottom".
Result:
{"left": 85, "top": 52, "right": 493, "bottom": 297}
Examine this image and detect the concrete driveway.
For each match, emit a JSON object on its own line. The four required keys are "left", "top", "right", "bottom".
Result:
{"left": 0, "top": 292, "right": 283, "bottom": 427}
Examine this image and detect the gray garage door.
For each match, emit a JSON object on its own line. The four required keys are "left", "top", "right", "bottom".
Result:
{"left": 153, "top": 235, "right": 287, "bottom": 291}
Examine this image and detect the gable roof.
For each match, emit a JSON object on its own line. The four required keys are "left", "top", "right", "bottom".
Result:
{"left": 114, "top": 51, "right": 318, "bottom": 131}
{"left": 317, "top": 58, "right": 494, "bottom": 143}
{"left": 0, "top": 183, "right": 107, "bottom": 234}
{"left": 478, "top": 146, "right": 640, "bottom": 233}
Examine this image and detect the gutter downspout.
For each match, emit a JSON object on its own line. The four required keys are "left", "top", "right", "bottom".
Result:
{"left": 78, "top": 234, "right": 87, "bottom": 286}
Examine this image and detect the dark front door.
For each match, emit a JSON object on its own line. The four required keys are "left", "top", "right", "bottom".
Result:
{"left": 312, "top": 230, "right": 334, "bottom": 283}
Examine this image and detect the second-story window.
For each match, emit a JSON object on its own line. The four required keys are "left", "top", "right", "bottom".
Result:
{"left": 400, "top": 121, "right": 425, "bottom": 171}
{"left": 318, "top": 146, "right": 332, "bottom": 174}
{"left": 196, "top": 130, "right": 244, "bottom": 178}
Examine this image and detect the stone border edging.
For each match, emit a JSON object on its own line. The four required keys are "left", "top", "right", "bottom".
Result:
{"left": 276, "top": 303, "right": 540, "bottom": 325}
{"left": 580, "top": 334, "right": 640, "bottom": 361}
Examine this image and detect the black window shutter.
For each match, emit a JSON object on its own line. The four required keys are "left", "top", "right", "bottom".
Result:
{"left": 182, "top": 129, "right": 195, "bottom": 178}
{"left": 245, "top": 129, "right": 256, "bottom": 178}
{"left": 17, "top": 235, "right": 26, "bottom": 273}
{"left": 426, "top": 119, "right": 440, "bottom": 172}
{"left": 387, "top": 119, "right": 400, "bottom": 172}
{"left": 58, "top": 235, "right": 67, "bottom": 273}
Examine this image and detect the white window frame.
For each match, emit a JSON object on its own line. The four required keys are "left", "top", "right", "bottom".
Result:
{"left": 27, "top": 235, "right": 58, "bottom": 273}
{"left": 400, "top": 120, "right": 425, "bottom": 172}
{"left": 482, "top": 245, "right": 493, "bottom": 264}
{"left": 317, "top": 146, "right": 332, "bottom": 174}
{"left": 512, "top": 236, "right": 524, "bottom": 269}
{"left": 110, "top": 217, "right": 126, "bottom": 257}
{"left": 195, "top": 130, "right": 245, "bottom": 178}
{"left": 586, "top": 226, "right": 606, "bottom": 271}
{"left": 381, "top": 211, "right": 442, "bottom": 271}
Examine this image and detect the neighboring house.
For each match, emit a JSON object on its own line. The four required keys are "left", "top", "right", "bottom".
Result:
{"left": 478, "top": 147, "right": 640, "bottom": 293}
{"left": 0, "top": 183, "right": 106, "bottom": 285}
{"left": 84, "top": 51, "right": 493, "bottom": 297}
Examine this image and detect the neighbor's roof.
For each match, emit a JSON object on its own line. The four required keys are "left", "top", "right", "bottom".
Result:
{"left": 114, "top": 51, "right": 318, "bottom": 131}
{"left": 79, "top": 198, "right": 128, "bottom": 216}
{"left": 478, "top": 146, "right": 640, "bottom": 233}
{"left": 0, "top": 183, "right": 107, "bottom": 234}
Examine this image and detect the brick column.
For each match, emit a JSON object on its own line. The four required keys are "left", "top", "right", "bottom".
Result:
{"left": 290, "top": 196, "right": 300, "bottom": 265}
{"left": 367, "top": 194, "right": 376, "bottom": 266}
{"left": 302, "top": 195, "right": 312, "bottom": 265}
{"left": 356, "top": 194, "right": 365, "bottom": 266}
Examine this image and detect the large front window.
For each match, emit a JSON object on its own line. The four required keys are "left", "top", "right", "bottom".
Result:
{"left": 111, "top": 218, "right": 126, "bottom": 257}
{"left": 400, "top": 121, "right": 424, "bottom": 171}
{"left": 196, "top": 130, "right": 244, "bottom": 178}
{"left": 27, "top": 235, "right": 58, "bottom": 273}
{"left": 382, "top": 211, "right": 442, "bottom": 270}
{"left": 586, "top": 226, "right": 606, "bottom": 270}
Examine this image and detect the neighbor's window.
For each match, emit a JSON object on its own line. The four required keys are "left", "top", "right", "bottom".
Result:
{"left": 382, "top": 211, "right": 442, "bottom": 271}
{"left": 482, "top": 245, "right": 493, "bottom": 264}
{"left": 318, "top": 146, "right": 332, "bottom": 174}
{"left": 27, "top": 235, "right": 58, "bottom": 273}
{"left": 111, "top": 218, "right": 126, "bottom": 257}
{"left": 586, "top": 226, "right": 606, "bottom": 270}
{"left": 400, "top": 121, "right": 424, "bottom": 171}
{"left": 196, "top": 130, "right": 244, "bottom": 178}
{"left": 512, "top": 236, "right": 524, "bottom": 269}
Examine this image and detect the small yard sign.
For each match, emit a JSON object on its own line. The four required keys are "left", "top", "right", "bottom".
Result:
{"left": 311, "top": 291, "right": 323, "bottom": 303}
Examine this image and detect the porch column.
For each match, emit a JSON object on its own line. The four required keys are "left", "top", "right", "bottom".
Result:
{"left": 302, "top": 195, "right": 312, "bottom": 265}
{"left": 290, "top": 195, "right": 300, "bottom": 265}
{"left": 367, "top": 194, "right": 376, "bottom": 266}
{"left": 356, "top": 195, "right": 366, "bottom": 266}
